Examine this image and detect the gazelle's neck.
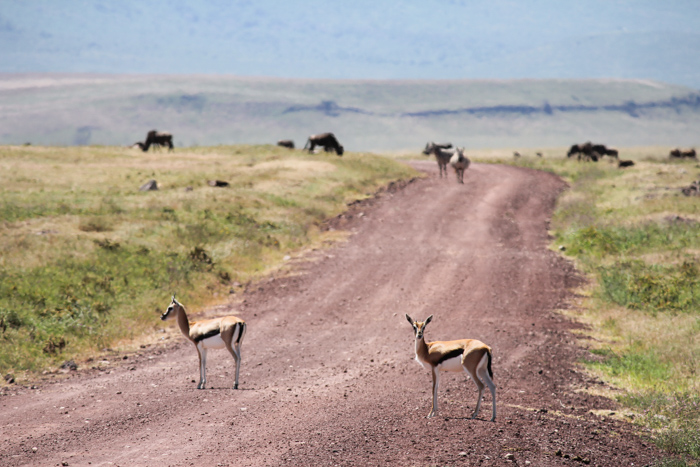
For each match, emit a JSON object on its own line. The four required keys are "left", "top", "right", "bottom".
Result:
{"left": 415, "top": 336, "right": 430, "bottom": 362}
{"left": 176, "top": 306, "right": 192, "bottom": 340}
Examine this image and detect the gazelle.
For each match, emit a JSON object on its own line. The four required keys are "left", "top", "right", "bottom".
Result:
{"left": 161, "top": 297, "right": 246, "bottom": 389}
{"left": 406, "top": 314, "right": 496, "bottom": 421}
{"left": 450, "top": 147, "right": 471, "bottom": 184}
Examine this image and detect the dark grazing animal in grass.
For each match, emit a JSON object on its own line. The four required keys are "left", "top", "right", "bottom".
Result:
{"left": 604, "top": 148, "right": 619, "bottom": 158}
{"left": 567, "top": 142, "right": 603, "bottom": 162}
{"left": 670, "top": 148, "right": 697, "bottom": 159}
{"left": 567, "top": 143, "right": 584, "bottom": 158}
{"left": 134, "top": 130, "right": 174, "bottom": 152}
{"left": 304, "top": 132, "right": 344, "bottom": 156}
{"left": 618, "top": 160, "right": 635, "bottom": 168}
{"left": 277, "top": 139, "right": 295, "bottom": 149}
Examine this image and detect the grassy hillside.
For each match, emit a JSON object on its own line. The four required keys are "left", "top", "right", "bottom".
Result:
{"left": 0, "top": 144, "right": 417, "bottom": 376}
{"left": 1, "top": 74, "right": 699, "bottom": 152}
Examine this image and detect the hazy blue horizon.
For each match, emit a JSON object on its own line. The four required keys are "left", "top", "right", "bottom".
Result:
{"left": 2, "top": 1, "right": 700, "bottom": 88}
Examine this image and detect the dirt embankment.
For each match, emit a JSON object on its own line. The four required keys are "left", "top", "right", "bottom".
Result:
{"left": 0, "top": 161, "right": 661, "bottom": 466}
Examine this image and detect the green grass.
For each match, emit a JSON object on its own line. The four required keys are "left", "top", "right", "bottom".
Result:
{"left": 473, "top": 149, "right": 700, "bottom": 462}
{"left": 0, "top": 144, "right": 417, "bottom": 376}
{"left": 623, "top": 391, "right": 700, "bottom": 465}
{"left": 599, "top": 259, "right": 699, "bottom": 313}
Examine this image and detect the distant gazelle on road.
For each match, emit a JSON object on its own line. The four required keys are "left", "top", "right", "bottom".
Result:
{"left": 161, "top": 297, "right": 247, "bottom": 389}
{"left": 406, "top": 314, "right": 496, "bottom": 421}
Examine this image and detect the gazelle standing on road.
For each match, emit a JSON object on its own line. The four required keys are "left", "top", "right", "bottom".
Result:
{"left": 161, "top": 296, "right": 246, "bottom": 389}
{"left": 450, "top": 147, "right": 471, "bottom": 184}
{"left": 406, "top": 314, "right": 496, "bottom": 421}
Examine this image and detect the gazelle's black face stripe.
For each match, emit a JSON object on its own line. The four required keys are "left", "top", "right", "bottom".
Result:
{"left": 160, "top": 305, "right": 174, "bottom": 320}
{"left": 414, "top": 323, "right": 426, "bottom": 339}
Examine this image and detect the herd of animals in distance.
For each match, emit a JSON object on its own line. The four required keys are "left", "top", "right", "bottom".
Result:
{"left": 130, "top": 129, "right": 698, "bottom": 185}
{"left": 132, "top": 128, "right": 696, "bottom": 419}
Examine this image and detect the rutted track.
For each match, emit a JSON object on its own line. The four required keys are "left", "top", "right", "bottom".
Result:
{"left": 0, "top": 161, "right": 662, "bottom": 466}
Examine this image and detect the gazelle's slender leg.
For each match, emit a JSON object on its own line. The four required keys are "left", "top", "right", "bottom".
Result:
{"left": 429, "top": 368, "right": 440, "bottom": 418}
{"left": 225, "top": 342, "right": 241, "bottom": 390}
{"left": 197, "top": 345, "right": 208, "bottom": 389}
{"left": 464, "top": 365, "right": 485, "bottom": 419}
{"left": 478, "top": 357, "right": 497, "bottom": 421}
{"left": 233, "top": 347, "right": 241, "bottom": 390}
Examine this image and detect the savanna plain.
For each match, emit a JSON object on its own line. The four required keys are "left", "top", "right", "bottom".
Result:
{"left": 0, "top": 144, "right": 698, "bottom": 466}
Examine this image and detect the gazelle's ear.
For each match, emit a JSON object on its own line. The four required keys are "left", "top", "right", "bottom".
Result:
{"left": 425, "top": 315, "right": 433, "bottom": 325}
{"left": 405, "top": 314, "right": 414, "bottom": 325}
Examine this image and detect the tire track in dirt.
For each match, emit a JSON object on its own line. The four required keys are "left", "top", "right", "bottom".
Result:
{"left": 0, "top": 161, "right": 662, "bottom": 466}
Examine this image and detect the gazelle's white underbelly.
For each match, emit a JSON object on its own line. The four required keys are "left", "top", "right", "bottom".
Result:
{"left": 199, "top": 334, "right": 226, "bottom": 350}
{"left": 437, "top": 355, "right": 463, "bottom": 372}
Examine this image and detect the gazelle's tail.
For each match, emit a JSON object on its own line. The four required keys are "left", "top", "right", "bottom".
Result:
{"left": 487, "top": 349, "right": 493, "bottom": 379}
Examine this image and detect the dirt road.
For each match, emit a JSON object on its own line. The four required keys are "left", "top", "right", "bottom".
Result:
{"left": 1, "top": 161, "right": 661, "bottom": 466}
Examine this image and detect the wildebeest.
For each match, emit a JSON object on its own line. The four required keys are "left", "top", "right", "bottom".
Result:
{"left": 304, "top": 133, "right": 344, "bottom": 156}
{"left": 450, "top": 147, "right": 471, "bottom": 184}
{"left": 567, "top": 141, "right": 616, "bottom": 162}
{"left": 591, "top": 144, "right": 619, "bottom": 159}
{"left": 604, "top": 148, "right": 619, "bottom": 158}
{"left": 567, "top": 142, "right": 591, "bottom": 160}
{"left": 133, "top": 130, "right": 174, "bottom": 152}
{"left": 277, "top": 139, "right": 295, "bottom": 149}
{"left": 423, "top": 142, "right": 455, "bottom": 179}
{"left": 670, "top": 148, "right": 697, "bottom": 159}
{"left": 618, "top": 160, "right": 635, "bottom": 168}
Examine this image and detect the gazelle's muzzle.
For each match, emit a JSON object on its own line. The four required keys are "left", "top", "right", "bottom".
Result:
{"left": 415, "top": 326, "right": 425, "bottom": 339}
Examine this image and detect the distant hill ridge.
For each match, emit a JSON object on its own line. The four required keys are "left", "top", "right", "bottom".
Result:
{"left": 284, "top": 93, "right": 700, "bottom": 119}
{"left": 0, "top": 74, "right": 698, "bottom": 151}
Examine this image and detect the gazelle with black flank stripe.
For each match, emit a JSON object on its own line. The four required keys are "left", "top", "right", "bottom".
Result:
{"left": 406, "top": 314, "right": 496, "bottom": 421}
{"left": 161, "top": 297, "right": 246, "bottom": 389}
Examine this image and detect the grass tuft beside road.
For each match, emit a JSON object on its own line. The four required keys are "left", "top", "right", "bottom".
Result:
{"left": 0, "top": 144, "right": 417, "bottom": 376}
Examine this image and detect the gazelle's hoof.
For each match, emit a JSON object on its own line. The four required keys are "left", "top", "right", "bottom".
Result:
{"left": 233, "top": 384, "right": 238, "bottom": 390}
{"left": 427, "top": 412, "right": 437, "bottom": 419}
